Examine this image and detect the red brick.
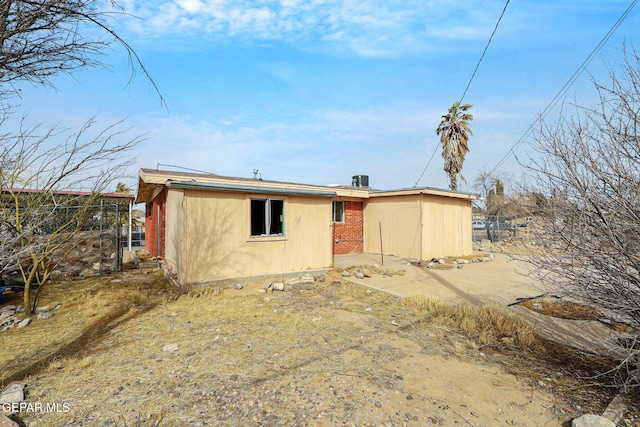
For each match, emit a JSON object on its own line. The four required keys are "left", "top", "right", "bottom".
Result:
{"left": 333, "top": 201, "right": 363, "bottom": 254}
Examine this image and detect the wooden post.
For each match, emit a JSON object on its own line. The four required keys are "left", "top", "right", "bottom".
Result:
{"left": 379, "top": 221, "right": 384, "bottom": 265}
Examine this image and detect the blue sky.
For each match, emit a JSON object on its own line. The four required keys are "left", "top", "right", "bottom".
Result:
{"left": 15, "top": 0, "right": 640, "bottom": 193}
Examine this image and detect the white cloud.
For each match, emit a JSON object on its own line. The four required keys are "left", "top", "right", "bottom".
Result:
{"left": 115, "top": 0, "right": 508, "bottom": 57}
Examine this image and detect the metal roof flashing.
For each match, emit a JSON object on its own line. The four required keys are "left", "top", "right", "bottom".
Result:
{"left": 167, "top": 180, "right": 338, "bottom": 198}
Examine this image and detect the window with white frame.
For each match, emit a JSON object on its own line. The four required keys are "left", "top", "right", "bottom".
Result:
{"left": 332, "top": 201, "right": 345, "bottom": 223}
{"left": 250, "top": 198, "right": 284, "bottom": 236}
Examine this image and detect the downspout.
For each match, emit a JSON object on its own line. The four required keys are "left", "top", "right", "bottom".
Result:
{"left": 419, "top": 195, "right": 423, "bottom": 260}
{"left": 157, "top": 204, "right": 161, "bottom": 269}
{"left": 128, "top": 199, "right": 132, "bottom": 252}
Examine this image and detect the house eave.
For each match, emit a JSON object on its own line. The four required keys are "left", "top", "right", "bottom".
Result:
{"left": 167, "top": 181, "right": 338, "bottom": 198}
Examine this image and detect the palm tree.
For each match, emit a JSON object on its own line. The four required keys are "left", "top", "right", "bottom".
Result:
{"left": 436, "top": 101, "right": 473, "bottom": 191}
{"left": 115, "top": 182, "right": 131, "bottom": 194}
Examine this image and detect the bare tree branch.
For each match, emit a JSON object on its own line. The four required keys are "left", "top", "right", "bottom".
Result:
{"left": 516, "top": 45, "right": 640, "bottom": 391}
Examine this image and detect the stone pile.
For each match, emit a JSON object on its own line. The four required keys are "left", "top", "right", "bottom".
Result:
{"left": 4, "top": 230, "right": 118, "bottom": 284}
{"left": 0, "top": 304, "right": 58, "bottom": 332}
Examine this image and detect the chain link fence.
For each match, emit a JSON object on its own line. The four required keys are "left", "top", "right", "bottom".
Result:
{"left": 472, "top": 215, "right": 531, "bottom": 243}
{"left": 2, "top": 201, "right": 128, "bottom": 278}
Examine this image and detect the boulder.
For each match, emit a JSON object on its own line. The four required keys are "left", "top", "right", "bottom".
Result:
{"left": 37, "top": 311, "right": 54, "bottom": 320}
{"left": 16, "top": 318, "right": 30, "bottom": 329}
{"left": 0, "top": 382, "right": 25, "bottom": 403}
{"left": 0, "top": 414, "right": 19, "bottom": 427}
{"left": 272, "top": 282, "right": 285, "bottom": 291}
{"left": 571, "top": 414, "right": 616, "bottom": 427}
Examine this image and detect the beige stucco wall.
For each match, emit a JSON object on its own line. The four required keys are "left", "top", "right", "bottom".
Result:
{"left": 363, "top": 194, "right": 473, "bottom": 260}
{"left": 177, "top": 189, "right": 333, "bottom": 284}
{"left": 421, "top": 194, "right": 472, "bottom": 258}
{"left": 164, "top": 189, "right": 184, "bottom": 279}
{"left": 363, "top": 195, "right": 423, "bottom": 259}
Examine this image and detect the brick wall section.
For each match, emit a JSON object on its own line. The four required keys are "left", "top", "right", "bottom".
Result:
{"left": 333, "top": 201, "right": 364, "bottom": 254}
{"left": 145, "top": 191, "right": 166, "bottom": 258}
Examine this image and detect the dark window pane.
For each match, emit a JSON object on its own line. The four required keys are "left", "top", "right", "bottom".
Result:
{"left": 333, "top": 201, "right": 345, "bottom": 222}
{"left": 251, "top": 199, "right": 266, "bottom": 236}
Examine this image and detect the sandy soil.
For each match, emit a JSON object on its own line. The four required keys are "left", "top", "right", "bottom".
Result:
{"left": 6, "top": 274, "right": 585, "bottom": 427}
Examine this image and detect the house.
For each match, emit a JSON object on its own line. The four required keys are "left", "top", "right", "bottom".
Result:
{"left": 135, "top": 169, "right": 479, "bottom": 286}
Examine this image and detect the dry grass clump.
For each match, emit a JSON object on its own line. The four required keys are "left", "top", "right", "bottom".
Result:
{"left": 401, "top": 294, "right": 535, "bottom": 347}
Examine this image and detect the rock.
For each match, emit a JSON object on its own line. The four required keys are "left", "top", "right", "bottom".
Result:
{"left": 79, "top": 268, "right": 97, "bottom": 278}
{"left": 272, "top": 282, "right": 285, "bottom": 291}
{"left": 37, "top": 311, "right": 54, "bottom": 320}
{"left": 457, "top": 265, "right": 463, "bottom": 269}
{"left": 0, "top": 414, "right": 19, "bottom": 427}
{"left": 602, "top": 393, "right": 627, "bottom": 425}
{"left": 285, "top": 278, "right": 302, "bottom": 286}
{"left": 0, "top": 305, "right": 16, "bottom": 312}
{"left": 354, "top": 268, "right": 364, "bottom": 279}
{"left": 233, "top": 283, "right": 243, "bottom": 290}
{"left": 301, "top": 274, "right": 315, "bottom": 284}
{"left": 314, "top": 275, "right": 325, "bottom": 282}
{"left": 0, "top": 311, "right": 14, "bottom": 322}
{"left": 438, "top": 259, "right": 445, "bottom": 264}
{"left": 16, "top": 318, "right": 30, "bottom": 329}
{"left": 451, "top": 260, "right": 458, "bottom": 265}
{"left": 1, "top": 317, "right": 19, "bottom": 331}
{"left": 1, "top": 382, "right": 25, "bottom": 403}
{"left": 263, "top": 283, "right": 273, "bottom": 291}
{"left": 342, "top": 271, "right": 351, "bottom": 277}
{"left": 481, "top": 257, "right": 491, "bottom": 262}
{"left": 36, "top": 306, "right": 49, "bottom": 312}
{"left": 362, "top": 268, "right": 371, "bottom": 277}
{"left": 571, "top": 414, "right": 616, "bottom": 427}
{"left": 427, "top": 262, "right": 435, "bottom": 269}
{"left": 163, "top": 343, "right": 179, "bottom": 353}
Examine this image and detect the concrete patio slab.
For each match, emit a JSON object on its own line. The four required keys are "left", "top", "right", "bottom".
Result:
{"left": 333, "top": 252, "right": 617, "bottom": 355}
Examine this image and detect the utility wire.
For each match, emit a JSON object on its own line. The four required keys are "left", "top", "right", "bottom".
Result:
{"left": 488, "top": 0, "right": 639, "bottom": 176}
{"left": 414, "top": 0, "right": 511, "bottom": 188}
{"left": 413, "top": 143, "right": 439, "bottom": 187}
{"left": 460, "top": 0, "right": 511, "bottom": 104}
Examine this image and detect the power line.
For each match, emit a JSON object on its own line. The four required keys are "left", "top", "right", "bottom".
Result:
{"left": 460, "top": 0, "right": 511, "bottom": 104}
{"left": 413, "top": 143, "right": 439, "bottom": 187}
{"left": 414, "top": 0, "right": 511, "bottom": 187}
{"left": 488, "top": 0, "right": 639, "bottom": 176}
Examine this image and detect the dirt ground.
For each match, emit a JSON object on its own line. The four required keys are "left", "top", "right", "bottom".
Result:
{"left": 1, "top": 257, "right": 637, "bottom": 426}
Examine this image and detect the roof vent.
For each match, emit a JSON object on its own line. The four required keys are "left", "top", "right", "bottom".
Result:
{"left": 352, "top": 175, "right": 369, "bottom": 188}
